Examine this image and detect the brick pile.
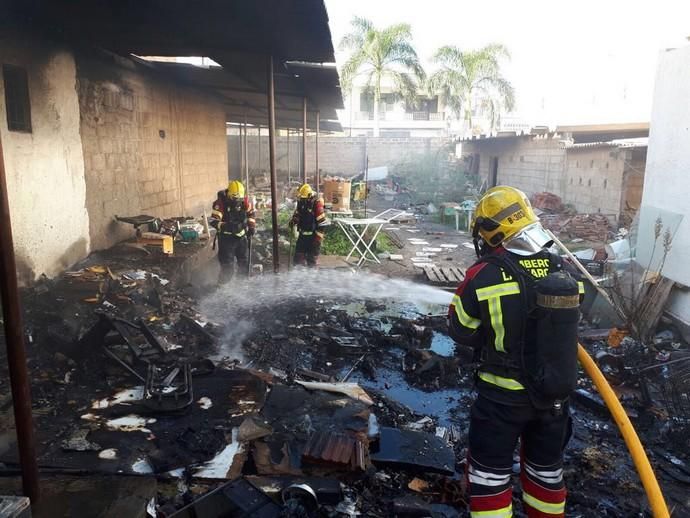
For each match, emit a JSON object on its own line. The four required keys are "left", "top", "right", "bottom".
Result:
{"left": 541, "top": 213, "right": 611, "bottom": 242}
{"left": 531, "top": 192, "right": 563, "bottom": 212}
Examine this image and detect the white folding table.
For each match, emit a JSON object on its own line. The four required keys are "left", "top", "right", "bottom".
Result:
{"left": 336, "top": 217, "right": 387, "bottom": 267}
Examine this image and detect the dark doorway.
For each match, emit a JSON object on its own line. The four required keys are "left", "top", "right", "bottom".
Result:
{"left": 489, "top": 156, "right": 499, "bottom": 187}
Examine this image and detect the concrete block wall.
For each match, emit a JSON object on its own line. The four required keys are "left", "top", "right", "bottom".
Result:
{"left": 228, "top": 135, "right": 450, "bottom": 180}
{"left": 78, "top": 52, "right": 228, "bottom": 251}
{"left": 563, "top": 147, "right": 625, "bottom": 216}
{"left": 0, "top": 32, "right": 91, "bottom": 283}
{"left": 463, "top": 136, "right": 645, "bottom": 221}
{"left": 463, "top": 137, "right": 565, "bottom": 197}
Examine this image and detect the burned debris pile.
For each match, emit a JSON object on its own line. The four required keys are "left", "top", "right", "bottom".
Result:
{"left": 1, "top": 242, "right": 689, "bottom": 516}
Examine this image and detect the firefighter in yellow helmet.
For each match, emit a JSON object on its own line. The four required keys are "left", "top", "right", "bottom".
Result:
{"left": 448, "top": 186, "right": 584, "bottom": 518}
{"left": 289, "top": 184, "right": 327, "bottom": 267}
{"left": 210, "top": 180, "right": 256, "bottom": 283}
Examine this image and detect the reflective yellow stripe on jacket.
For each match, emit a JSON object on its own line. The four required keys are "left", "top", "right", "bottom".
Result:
{"left": 476, "top": 281, "right": 520, "bottom": 352}
{"left": 478, "top": 371, "right": 525, "bottom": 391}
{"left": 451, "top": 294, "right": 481, "bottom": 330}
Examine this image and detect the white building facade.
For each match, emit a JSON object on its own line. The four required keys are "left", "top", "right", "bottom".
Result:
{"left": 638, "top": 45, "right": 690, "bottom": 335}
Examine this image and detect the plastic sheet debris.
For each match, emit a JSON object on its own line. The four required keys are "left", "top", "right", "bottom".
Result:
{"left": 104, "top": 415, "right": 157, "bottom": 433}
{"left": 193, "top": 428, "right": 244, "bottom": 479}
{"left": 197, "top": 397, "right": 212, "bottom": 410}
{"left": 92, "top": 387, "right": 145, "bottom": 409}
{"left": 99, "top": 448, "right": 118, "bottom": 460}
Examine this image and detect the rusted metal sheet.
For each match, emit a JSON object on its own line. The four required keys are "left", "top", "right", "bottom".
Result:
{"left": 302, "top": 431, "right": 367, "bottom": 471}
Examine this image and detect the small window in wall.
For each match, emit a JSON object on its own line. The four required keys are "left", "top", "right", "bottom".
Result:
{"left": 605, "top": 162, "right": 609, "bottom": 169}
{"left": 3, "top": 65, "right": 32, "bottom": 133}
{"left": 590, "top": 159, "right": 594, "bottom": 168}
{"left": 588, "top": 179, "right": 592, "bottom": 186}
{"left": 576, "top": 160, "right": 580, "bottom": 168}
{"left": 570, "top": 178, "right": 573, "bottom": 185}
{"left": 579, "top": 177, "right": 583, "bottom": 185}
{"left": 604, "top": 179, "right": 608, "bottom": 188}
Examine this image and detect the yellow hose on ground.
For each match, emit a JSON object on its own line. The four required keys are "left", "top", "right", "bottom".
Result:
{"left": 577, "top": 344, "right": 670, "bottom": 517}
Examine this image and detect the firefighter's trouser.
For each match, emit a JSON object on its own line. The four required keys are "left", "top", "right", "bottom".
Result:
{"left": 467, "top": 395, "right": 572, "bottom": 517}
{"left": 294, "top": 232, "right": 321, "bottom": 267}
{"left": 217, "top": 234, "right": 248, "bottom": 282}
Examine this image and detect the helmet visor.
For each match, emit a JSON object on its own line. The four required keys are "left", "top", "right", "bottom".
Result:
{"left": 503, "top": 223, "right": 553, "bottom": 256}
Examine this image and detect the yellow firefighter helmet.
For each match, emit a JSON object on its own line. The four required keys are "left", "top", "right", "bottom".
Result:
{"left": 472, "top": 186, "right": 543, "bottom": 251}
{"left": 227, "top": 180, "right": 245, "bottom": 198}
{"left": 298, "top": 183, "right": 315, "bottom": 199}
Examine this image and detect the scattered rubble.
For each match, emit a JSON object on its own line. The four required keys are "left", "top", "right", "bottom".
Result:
{"left": 1, "top": 231, "right": 689, "bottom": 517}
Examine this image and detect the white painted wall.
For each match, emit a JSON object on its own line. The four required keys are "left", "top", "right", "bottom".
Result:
{"left": 638, "top": 46, "right": 690, "bottom": 286}
{"left": 0, "top": 37, "right": 90, "bottom": 283}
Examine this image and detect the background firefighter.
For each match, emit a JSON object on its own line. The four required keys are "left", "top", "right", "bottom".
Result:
{"left": 448, "top": 186, "right": 584, "bottom": 518}
{"left": 210, "top": 180, "right": 256, "bottom": 283}
{"left": 290, "top": 183, "right": 327, "bottom": 267}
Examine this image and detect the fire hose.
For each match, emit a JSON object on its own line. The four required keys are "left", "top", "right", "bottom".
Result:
{"left": 577, "top": 344, "right": 670, "bottom": 517}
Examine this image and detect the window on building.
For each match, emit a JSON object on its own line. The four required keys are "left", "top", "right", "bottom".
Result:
{"left": 590, "top": 159, "right": 594, "bottom": 168}
{"left": 570, "top": 178, "right": 573, "bottom": 185}
{"left": 605, "top": 162, "right": 609, "bottom": 169}
{"left": 604, "top": 179, "right": 608, "bottom": 188}
{"left": 520, "top": 156, "right": 524, "bottom": 162}
{"left": 588, "top": 179, "right": 592, "bottom": 186}
{"left": 3, "top": 65, "right": 32, "bottom": 133}
{"left": 579, "top": 178, "right": 583, "bottom": 185}
{"left": 576, "top": 160, "right": 580, "bottom": 168}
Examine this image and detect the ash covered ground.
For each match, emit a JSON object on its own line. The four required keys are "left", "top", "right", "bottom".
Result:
{"left": 0, "top": 239, "right": 689, "bottom": 517}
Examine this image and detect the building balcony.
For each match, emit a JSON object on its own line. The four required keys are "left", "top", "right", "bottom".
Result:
{"left": 354, "top": 111, "right": 445, "bottom": 122}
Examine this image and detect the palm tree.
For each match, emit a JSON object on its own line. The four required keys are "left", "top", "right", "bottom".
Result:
{"left": 428, "top": 44, "right": 515, "bottom": 134}
{"left": 339, "top": 17, "right": 425, "bottom": 137}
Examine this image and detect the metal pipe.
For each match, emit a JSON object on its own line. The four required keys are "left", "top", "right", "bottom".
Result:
{"left": 302, "top": 97, "right": 307, "bottom": 184}
{"left": 0, "top": 131, "right": 40, "bottom": 501}
{"left": 315, "top": 110, "right": 320, "bottom": 197}
{"left": 267, "top": 55, "right": 280, "bottom": 273}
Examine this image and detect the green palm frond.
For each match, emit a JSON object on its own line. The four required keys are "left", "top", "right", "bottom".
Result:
{"left": 338, "top": 16, "right": 425, "bottom": 115}
{"left": 428, "top": 41, "right": 514, "bottom": 126}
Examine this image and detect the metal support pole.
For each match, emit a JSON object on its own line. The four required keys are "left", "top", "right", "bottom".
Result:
{"left": 238, "top": 124, "right": 243, "bottom": 181}
{"left": 267, "top": 56, "right": 280, "bottom": 273}
{"left": 0, "top": 132, "right": 40, "bottom": 501}
{"left": 257, "top": 126, "right": 262, "bottom": 175}
{"left": 287, "top": 129, "right": 291, "bottom": 187}
{"left": 315, "top": 110, "right": 320, "bottom": 196}
{"left": 302, "top": 97, "right": 307, "bottom": 184}
{"left": 243, "top": 116, "right": 249, "bottom": 188}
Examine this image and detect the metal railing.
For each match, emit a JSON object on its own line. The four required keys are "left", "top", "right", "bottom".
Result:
{"left": 355, "top": 111, "right": 445, "bottom": 122}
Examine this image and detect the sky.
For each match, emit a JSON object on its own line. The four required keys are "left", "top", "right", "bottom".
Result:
{"left": 324, "top": 0, "right": 690, "bottom": 127}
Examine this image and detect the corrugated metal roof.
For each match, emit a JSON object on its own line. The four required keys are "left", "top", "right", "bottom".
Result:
{"left": 564, "top": 137, "right": 648, "bottom": 150}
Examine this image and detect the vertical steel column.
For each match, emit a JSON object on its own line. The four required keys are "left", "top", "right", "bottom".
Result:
{"left": 267, "top": 56, "right": 280, "bottom": 273}
{"left": 287, "top": 129, "right": 291, "bottom": 186}
{"left": 315, "top": 110, "right": 320, "bottom": 196}
{"left": 302, "top": 97, "right": 307, "bottom": 184}
{"left": 243, "top": 117, "right": 249, "bottom": 188}
{"left": 257, "top": 126, "right": 261, "bottom": 175}
{"left": 0, "top": 132, "right": 40, "bottom": 501}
